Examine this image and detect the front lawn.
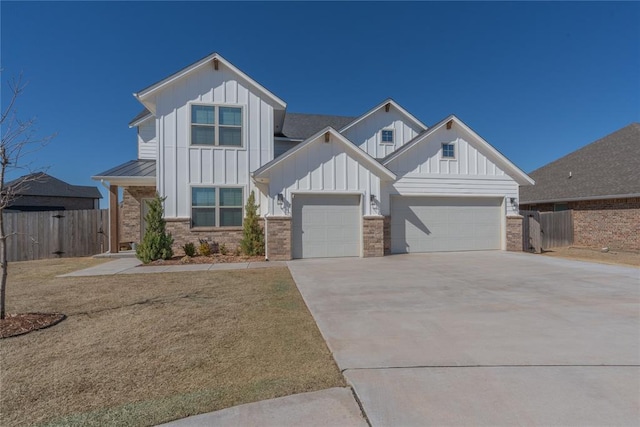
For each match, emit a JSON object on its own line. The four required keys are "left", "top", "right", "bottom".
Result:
{"left": 0, "top": 258, "right": 344, "bottom": 426}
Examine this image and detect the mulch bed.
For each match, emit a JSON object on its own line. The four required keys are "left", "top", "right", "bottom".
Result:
{"left": 141, "top": 254, "right": 266, "bottom": 266}
{"left": 0, "top": 313, "right": 66, "bottom": 339}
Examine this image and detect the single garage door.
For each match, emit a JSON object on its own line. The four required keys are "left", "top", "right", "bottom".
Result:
{"left": 292, "top": 194, "right": 361, "bottom": 259}
{"left": 391, "top": 196, "right": 502, "bottom": 253}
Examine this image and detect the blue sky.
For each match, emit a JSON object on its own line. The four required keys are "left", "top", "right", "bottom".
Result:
{"left": 2, "top": 1, "right": 638, "bottom": 205}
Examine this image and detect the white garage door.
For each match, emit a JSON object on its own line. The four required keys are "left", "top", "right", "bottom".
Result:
{"left": 391, "top": 196, "right": 502, "bottom": 253}
{"left": 292, "top": 194, "right": 361, "bottom": 259}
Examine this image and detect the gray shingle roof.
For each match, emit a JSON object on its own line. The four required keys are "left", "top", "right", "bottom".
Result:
{"left": 93, "top": 160, "right": 156, "bottom": 179}
{"left": 280, "top": 113, "right": 356, "bottom": 140}
{"left": 6, "top": 173, "right": 102, "bottom": 199}
{"left": 520, "top": 123, "right": 640, "bottom": 203}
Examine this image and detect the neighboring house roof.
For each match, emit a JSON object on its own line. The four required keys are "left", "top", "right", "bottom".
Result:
{"left": 253, "top": 127, "right": 396, "bottom": 182}
{"left": 382, "top": 115, "right": 534, "bottom": 186}
{"left": 92, "top": 160, "right": 156, "bottom": 186}
{"left": 280, "top": 113, "right": 356, "bottom": 140}
{"left": 129, "top": 108, "right": 153, "bottom": 127}
{"left": 6, "top": 173, "right": 102, "bottom": 199}
{"left": 339, "top": 98, "right": 429, "bottom": 134}
{"left": 134, "top": 52, "right": 287, "bottom": 113}
{"left": 520, "top": 123, "right": 640, "bottom": 204}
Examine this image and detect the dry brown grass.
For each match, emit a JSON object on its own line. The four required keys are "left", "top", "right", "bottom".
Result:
{"left": 542, "top": 246, "right": 640, "bottom": 267}
{"left": 0, "top": 258, "right": 344, "bottom": 426}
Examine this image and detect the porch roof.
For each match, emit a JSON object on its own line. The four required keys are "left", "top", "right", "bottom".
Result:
{"left": 92, "top": 160, "right": 156, "bottom": 186}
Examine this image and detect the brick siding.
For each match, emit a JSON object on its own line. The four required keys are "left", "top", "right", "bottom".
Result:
{"left": 121, "top": 186, "right": 156, "bottom": 243}
{"left": 362, "top": 216, "right": 384, "bottom": 257}
{"left": 506, "top": 215, "right": 523, "bottom": 251}
{"left": 520, "top": 197, "right": 639, "bottom": 251}
{"left": 165, "top": 219, "right": 245, "bottom": 255}
{"left": 383, "top": 216, "right": 391, "bottom": 255}
{"left": 265, "top": 216, "right": 291, "bottom": 260}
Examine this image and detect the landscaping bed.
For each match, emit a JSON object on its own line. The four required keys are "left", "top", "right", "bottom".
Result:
{"left": 144, "top": 253, "right": 265, "bottom": 266}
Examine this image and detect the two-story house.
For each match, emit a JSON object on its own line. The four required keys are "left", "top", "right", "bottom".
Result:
{"left": 93, "top": 53, "right": 533, "bottom": 259}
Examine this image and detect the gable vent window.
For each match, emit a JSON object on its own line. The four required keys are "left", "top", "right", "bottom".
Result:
{"left": 381, "top": 129, "right": 394, "bottom": 144}
{"left": 442, "top": 143, "right": 455, "bottom": 159}
{"left": 191, "top": 105, "right": 242, "bottom": 147}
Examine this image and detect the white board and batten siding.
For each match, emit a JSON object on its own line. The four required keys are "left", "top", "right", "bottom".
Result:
{"left": 265, "top": 137, "right": 381, "bottom": 217}
{"left": 152, "top": 63, "right": 275, "bottom": 218}
{"left": 341, "top": 107, "right": 422, "bottom": 159}
{"left": 137, "top": 118, "right": 157, "bottom": 160}
{"left": 383, "top": 125, "right": 520, "bottom": 217}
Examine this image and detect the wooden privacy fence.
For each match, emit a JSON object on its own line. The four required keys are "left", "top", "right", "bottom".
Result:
{"left": 521, "top": 210, "right": 574, "bottom": 253}
{"left": 3, "top": 209, "right": 109, "bottom": 261}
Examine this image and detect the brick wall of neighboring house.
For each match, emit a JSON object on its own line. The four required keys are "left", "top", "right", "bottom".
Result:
{"left": 383, "top": 216, "right": 391, "bottom": 255}
{"left": 363, "top": 216, "right": 384, "bottom": 257}
{"left": 571, "top": 198, "right": 639, "bottom": 250}
{"left": 520, "top": 197, "right": 640, "bottom": 251}
{"left": 265, "top": 216, "right": 291, "bottom": 260}
{"left": 165, "top": 219, "right": 245, "bottom": 255}
{"left": 506, "top": 215, "right": 523, "bottom": 251}
{"left": 121, "top": 186, "right": 156, "bottom": 243}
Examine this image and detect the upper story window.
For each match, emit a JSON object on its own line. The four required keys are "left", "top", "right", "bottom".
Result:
{"left": 191, "top": 105, "right": 242, "bottom": 147}
{"left": 381, "top": 129, "right": 394, "bottom": 144}
{"left": 442, "top": 143, "right": 455, "bottom": 159}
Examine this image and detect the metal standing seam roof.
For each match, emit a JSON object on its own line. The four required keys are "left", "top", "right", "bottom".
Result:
{"left": 520, "top": 123, "right": 640, "bottom": 204}
{"left": 6, "top": 173, "right": 102, "bottom": 199}
{"left": 93, "top": 160, "right": 156, "bottom": 179}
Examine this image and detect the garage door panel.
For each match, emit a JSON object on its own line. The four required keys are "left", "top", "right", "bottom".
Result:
{"left": 391, "top": 197, "right": 502, "bottom": 253}
{"left": 293, "top": 195, "right": 360, "bottom": 259}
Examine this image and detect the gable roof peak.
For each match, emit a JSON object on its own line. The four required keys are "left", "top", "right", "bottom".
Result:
{"left": 340, "top": 98, "right": 428, "bottom": 134}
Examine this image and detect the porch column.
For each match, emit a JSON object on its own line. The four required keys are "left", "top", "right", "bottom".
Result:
{"left": 109, "top": 184, "right": 119, "bottom": 253}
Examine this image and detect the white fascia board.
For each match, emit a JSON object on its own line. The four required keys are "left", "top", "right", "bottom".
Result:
{"left": 91, "top": 176, "right": 156, "bottom": 187}
{"left": 252, "top": 127, "right": 396, "bottom": 181}
{"left": 340, "top": 98, "right": 428, "bottom": 133}
{"left": 128, "top": 113, "right": 154, "bottom": 129}
{"left": 134, "top": 53, "right": 287, "bottom": 110}
{"left": 383, "top": 115, "right": 535, "bottom": 186}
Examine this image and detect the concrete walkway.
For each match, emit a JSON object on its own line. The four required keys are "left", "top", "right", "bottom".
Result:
{"left": 158, "top": 388, "right": 367, "bottom": 427}
{"left": 59, "top": 258, "right": 287, "bottom": 277}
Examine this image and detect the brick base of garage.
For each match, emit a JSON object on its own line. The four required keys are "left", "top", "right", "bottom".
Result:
{"left": 363, "top": 216, "right": 384, "bottom": 257}
{"left": 506, "top": 216, "right": 523, "bottom": 251}
{"left": 265, "top": 216, "right": 292, "bottom": 261}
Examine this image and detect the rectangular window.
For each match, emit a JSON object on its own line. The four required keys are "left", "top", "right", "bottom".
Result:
{"left": 442, "top": 143, "right": 455, "bottom": 159}
{"left": 191, "top": 105, "right": 242, "bottom": 147}
{"left": 381, "top": 129, "right": 394, "bottom": 144}
{"left": 191, "top": 187, "right": 243, "bottom": 227}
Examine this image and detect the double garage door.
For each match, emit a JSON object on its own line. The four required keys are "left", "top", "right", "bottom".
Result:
{"left": 292, "top": 195, "right": 361, "bottom": 259}
{"left": 291, "top": 194, "right": 502, "bottom": 258}
{"left": 391, "top": 196, "right": 502, "bottom": 253}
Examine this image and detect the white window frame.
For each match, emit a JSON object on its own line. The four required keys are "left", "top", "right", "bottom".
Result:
{"left": 190, "top": 185, "right": 244, "bottom": 229}
{"left": 189, "top": 103, "right": 244, "bottom": 148}
{"left": 380, "top": 129, "right": 394, "bottom": 145}
{"left": 441, "top": 142, "right": 456, "bottom": 159}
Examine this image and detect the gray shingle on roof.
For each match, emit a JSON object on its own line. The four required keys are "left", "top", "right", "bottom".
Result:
{"left": 93, "top": 160, "right": 156, "bottom": 179}
{"left": 280, "top": 113, "right": 356, "bottom": 140}
{"left": 520, "top": 123, "right": 640, "bottom": 203}
{"left": 6, "top": 173, "right": 102, "bottom": 199}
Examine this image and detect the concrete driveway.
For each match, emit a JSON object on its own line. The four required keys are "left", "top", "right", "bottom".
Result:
{"left": 288, "top": 251, "right": 640, "bottom": 426}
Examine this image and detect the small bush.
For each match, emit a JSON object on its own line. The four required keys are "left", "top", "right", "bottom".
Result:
{"left": 219, "top": 243, "right": 228, "bottom": 255}
{"left": 210, "top": 241, "right": 220, "bottom": 254}
{"left": 240, "top": 191, "right": 265, "bottom": 256}
{"left": 182, "top": 242, "right": 196, "bottom": 257}
{"left": 136, "top": 195, "right": 174, "bottom": 264}
{"left": 198, "top": 239, "right": 211, "bottom": 256}
{"left": 234, "top": 246, "right": 242, "bottom": 256}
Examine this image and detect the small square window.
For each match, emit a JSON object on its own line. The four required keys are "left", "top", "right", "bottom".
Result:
{"left": 442, "top": 143, "right": 455, "bottom": 159}
{"left": 381, "top": 129, "right": 394, "bottom": 144}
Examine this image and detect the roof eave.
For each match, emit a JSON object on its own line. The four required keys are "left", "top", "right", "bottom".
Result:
{"left": 521, "top": 193, "right": 640, "bottom": 205}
